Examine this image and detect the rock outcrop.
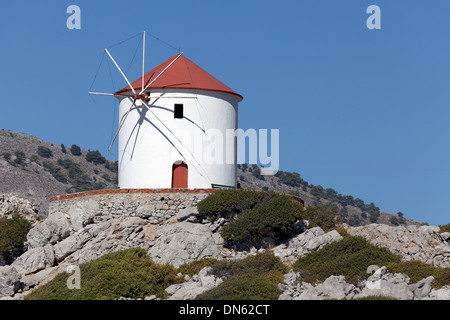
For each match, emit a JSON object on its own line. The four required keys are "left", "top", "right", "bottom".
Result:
{"left": 1, "top": 191, "right": 449, "bottom": 300}
{"left": 0, "top": 193, "right": 39, "bottom": 225}
{"left": 279, "top": 267, "right": 450, "bottom": 300}
{"left": 345, "top": 223, "right": 450, "bottom": 268}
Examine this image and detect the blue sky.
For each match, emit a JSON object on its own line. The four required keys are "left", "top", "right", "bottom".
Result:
{"left": 1, "top": 1, "right": 450, "bottom": 226}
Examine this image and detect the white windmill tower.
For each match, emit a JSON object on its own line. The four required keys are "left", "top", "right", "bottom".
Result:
{"left": 89, "top": 32, "right": 243, "bottom": 189}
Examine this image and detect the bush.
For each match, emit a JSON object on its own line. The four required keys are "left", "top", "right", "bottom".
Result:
{"left": 387, "top": 260, "right": 437, "bottom": 283}
{"left": 61, "top": 144, "right": 66, "bottom": 154}
{"left": 439, "top": 223, "right": 450, "bottom": 234}
{"left": 251, "top": 167, "right": 264, "bottom": 180}
{"left": 37, "top": 146, "right": 52, "bottom": 158}
{"left": 105, "top": 160, "right": 118, "bottom": 173}
{"left": 43, "top": 161, "right": 68, "bottom": 184}
{"left": 433, "top": 268, "right": 450, "bottom": 288}
{"left": 86, "top": 150, "right": 106, "bottom": 165}
{"left": 14, "top": 151, "right": 26, "bottom": 166}
{"left": 25, "top": 248, "right": 183, "bottom": 300}
{"left": 195, "top": 252, "right": 288, "bottom": 300}
{"left": 70, "top": 144, "right": 81, "bottom": 156}
{"left": 2, "top": 152, "right": 11, "bottom": 161}
{"left": 177, "top": 258, "right": 220, "bottom": 277}
{"left": 292, "top": 236, "right": 401, "bottom": 284}
{"left": 220, "top": 194, "right": 304, "bottom": 246}
{"left": 197, "top": 189, "right": 277, "bottom": 221}
{"left": 303, "top": 206, "right": 340, "bottom": 232}
{"left": 29, "top": 155, "right": 39, "bottom": 163}
{"left": 0, "top": 214, "right": 32, "bottom": 264}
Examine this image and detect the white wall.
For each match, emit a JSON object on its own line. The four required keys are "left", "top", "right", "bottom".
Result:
{"left": 117, "top": 89, "right": 239, "bottom": 189}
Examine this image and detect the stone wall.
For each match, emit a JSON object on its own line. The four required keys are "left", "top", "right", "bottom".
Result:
{"left": 49, "top": 189, "right": 216, "bottom": 225}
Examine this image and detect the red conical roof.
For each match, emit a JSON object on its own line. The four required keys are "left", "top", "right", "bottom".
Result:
{"left": 115, "top": 54, "right": 243, "bottom": 101}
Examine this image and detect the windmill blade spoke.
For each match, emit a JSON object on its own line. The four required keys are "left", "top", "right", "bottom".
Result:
{"left": 108, "top": 99, "right": 137, "bottom": 151}
{"left": 105, "top": 48, "right": 137, "bottom": 95}
{"left": 139, "top": 52, "right": 183, "bottom": 94}
{"left": 142, "top": 31, "right": 146, "bottom": 90}
{"left": 88, "top": 92, "right": 115, "bottom": 96}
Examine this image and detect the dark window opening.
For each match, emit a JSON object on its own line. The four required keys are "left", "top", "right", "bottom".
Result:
{"left": 174, "top": 104, "right": 184, "bottom": 119}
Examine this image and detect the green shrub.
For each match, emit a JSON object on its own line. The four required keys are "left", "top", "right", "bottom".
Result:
{"left": 220, "top": 194, "right": 304, "bottom": 246}
{"left": 43, "top": 161, "right": 68, "bottom": 184}
{"left": 61, "top": 144, "right": 66, "bottom": 154}
{"left": 14, "top": 151, "right": 26, "bottom": 166}
{"left": 0, "top": 214, "right": 32, "bottom": 264}
{"left": 251, "top": 167, "right": 264, "bottom": 180}
{"left": 303, "top": 206, "right": 340, "bottom": 232}
{"left": 439, "top": 223, "right": 450, "bottom": 234}
{"left": 195, "top": 252, "right": 287, "bottom": 300}
{"left": 197, "top": 189, "right": 277, "bottom": 221}
{"left": 37, "top": 146, "right": 52, "bottom": 158}
{"left": 25, "top": 248, "right": 183, "bottom": 300}
{"left": 2, "top": 152, "right": 11, "bottom": 161}
{"left": 105, "top": 160, "right": 118, "bottom": 173}
{"left": 432, "top": 268, "right": 450, "bottom": 289}
{"left": 86, "top": 150, "right": 106, "bottom": 165}
{"left": 29, "top": 155, "right": 39, "bottom": 163}
{"left": 387, "top": 260, "right": 437, "bottom": 284}
{"left": 177, "top": 258, "right": 220, "bottom": 277}
{"left": 292, "top": 236, "right": 401, "bottom": 284}
{"left": 70, "top": 144, "right": 81, "bottom": 156}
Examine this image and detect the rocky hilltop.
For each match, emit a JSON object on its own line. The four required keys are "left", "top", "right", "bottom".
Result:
{"left": 0, "top": 191, "right": 448, "bottom": 300}
{"left": 0, "top": 129, "right": 422, "bottom": 227}
{"left": 0, "top": 130, "right": 118, "bottom": 219}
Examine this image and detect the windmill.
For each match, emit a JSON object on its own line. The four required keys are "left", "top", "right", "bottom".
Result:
{"left": 89, "top": 31, "right": 243, "bottom": 190}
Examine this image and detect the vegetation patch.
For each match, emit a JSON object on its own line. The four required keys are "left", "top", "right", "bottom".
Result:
{"left": 292, "top": 236, "right": 401, "bottom": 284}
{"left": 0, "top": 214, "right": 32, "bottom": 264}
{"left": 439, "top": 223, "right": 450, "bottom": 234}
{"left": 195, "top": 252, "right": 288, "bottom": 300}
{"left": 177, "top": 258, "right": 220, "bottom": 277}
{"left": 197, "top": 189, "right": 277, "bottom": 221}
{"left": 86, "top": 150, "right": 106, "bottom": 165}
{"left": 37, "top": 146, "right": 52, "bottom": 158}
{"left": 387, "top": 260, "right": 437, "bottom": 284}
{"left": 386, "top": 260, "right": 450, "bottom": 288}
{"left": 303, "top": 206, "right": 341, "bottom": 232}
{"left": 25, "top": 248, "right": 185, "bottom": 300}
{"left": 220, "top": 194, "right": 304, "bottom": 247}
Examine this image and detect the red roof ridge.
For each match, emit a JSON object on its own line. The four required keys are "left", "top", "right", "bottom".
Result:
{"left": 115, "top": 54, "right": 243, "bottom": 101}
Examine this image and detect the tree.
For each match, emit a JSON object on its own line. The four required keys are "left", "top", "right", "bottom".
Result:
{"left": 0, "top": 214, "right": 32, "bottom": 264}
{"left": 86, "top": 150, "right": 106, "bottom": 165}
{"left": 61, "top": 144, "right": 67, "bottom": 154}
{"left": 70, "top": 144, "right": 81, "bottom": 156}
{"left": 14, "top": 151, "right": 26, "bottom": 166}
{"left": 37, "top": 146, "right": 53, "bottom": 158}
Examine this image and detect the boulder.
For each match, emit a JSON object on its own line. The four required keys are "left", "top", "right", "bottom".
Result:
{"left": 0, "top": 266, "right": 20, "bottom": 297}
{"left": 149, "top": 222, "right": 221, "bottom": 268}
{"left": 11, "top": 244, "right": 55, "bottom": 275}
{"left": 166, "top": 267, "right": 223, "bottom": 300}
{"left": 428, "top": 286, "right": 450, "bottom": 300}
{"left": 26, "top": 212, "right": 71, "bottom": 248}
{"left": 296, "top": 275, "right": 358, "bottom": 300}
{"left": 356, "top": 267, "right": 414, "bottom": 300}
{"left": 410, "top": 276, "right": 434, "bottom": 300}
{"left": 66, "top": 199, "right": 100, "bottom": 231}
{"left": 176, "top": 207, "right": 199, "bottom": 222}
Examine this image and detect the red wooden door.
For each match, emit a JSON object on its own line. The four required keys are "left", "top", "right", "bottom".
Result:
{"left": 172, "top": 161, "right": 188, "bottom": 188}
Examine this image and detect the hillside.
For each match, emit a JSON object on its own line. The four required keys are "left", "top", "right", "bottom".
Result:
{"left": 0, "top": 130, "right": 118, "bottom": 220}
{"left": 0, "top": 129, "right": 420, "bottom": 227}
